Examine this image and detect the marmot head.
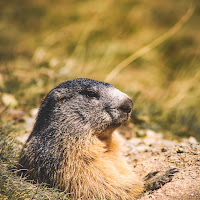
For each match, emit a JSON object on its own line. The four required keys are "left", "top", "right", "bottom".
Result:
{"left": 32, "top": 78, "right": 133, "bottom": 141}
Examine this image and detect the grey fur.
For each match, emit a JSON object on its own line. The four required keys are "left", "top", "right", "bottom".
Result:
{"left": 19, "top": 78, "right": 135, "bottom": 196}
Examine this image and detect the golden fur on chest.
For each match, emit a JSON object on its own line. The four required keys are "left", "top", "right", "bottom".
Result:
{"left": 59, "top": 132, "right": 144, "bottom": 200}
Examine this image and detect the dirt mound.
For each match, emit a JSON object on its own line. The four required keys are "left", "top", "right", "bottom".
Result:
{"left": 124, "top": 131, "right": 200, "bottom": 200}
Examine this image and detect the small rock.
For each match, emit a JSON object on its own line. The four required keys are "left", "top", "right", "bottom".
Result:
{"left": 149, "top": 194, "right": 155, "bottom": 198}
{"left": 1, "top": 93, "right": 18, "bottom": 108}
{"left": 161, "top": 147, "right": 167, "bottom": 152}
{"left": 30, "top": 108, "right": 39, "bottom": 118}
{"left": 188, "top": 137, "right": 198, "bottom": 144}
{"left": 136, "top": 130, "right": 146, "bottom": 138}
{"left": 176, "top": 147, "right": 184, "bottom": 153}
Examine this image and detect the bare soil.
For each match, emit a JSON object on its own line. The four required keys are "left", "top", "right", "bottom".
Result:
{"left": 124, "top": 131, "right": 200, "bottom": 200}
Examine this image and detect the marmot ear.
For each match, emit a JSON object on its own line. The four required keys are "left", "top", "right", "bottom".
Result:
{"left": 52, "top": 89, "right": 72, "bottom": 103}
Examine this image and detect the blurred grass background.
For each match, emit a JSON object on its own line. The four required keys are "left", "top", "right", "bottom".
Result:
{"left": 0, "top": 0, "right": 200, "bottom": 198}
{"left": 0, "top": 0, "right": 200, "bottom": 141}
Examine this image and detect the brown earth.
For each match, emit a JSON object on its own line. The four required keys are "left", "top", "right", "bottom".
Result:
{"left": 123, "top": 131, "right": 200, "bottom": 200}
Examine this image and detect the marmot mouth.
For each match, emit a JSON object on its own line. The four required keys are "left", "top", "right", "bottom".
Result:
{"left": 97, "top": 122, "right": 122, "bottom": 142}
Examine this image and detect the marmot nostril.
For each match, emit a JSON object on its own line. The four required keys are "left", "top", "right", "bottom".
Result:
{"left": 119, "top": 98, "right": 133, "bottom": 113}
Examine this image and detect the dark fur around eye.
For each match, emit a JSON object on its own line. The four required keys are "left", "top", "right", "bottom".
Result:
{"left": 80, "top": 90, "right": 99, "bottom": 98}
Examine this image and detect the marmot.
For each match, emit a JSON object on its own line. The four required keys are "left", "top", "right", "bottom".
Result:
{"left": 19, "top": 78, "right": 177, "bottom": 200}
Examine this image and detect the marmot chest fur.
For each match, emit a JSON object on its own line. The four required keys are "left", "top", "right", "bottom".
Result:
{"left": 19, "top": 78, "right": 144, "bottom": 200}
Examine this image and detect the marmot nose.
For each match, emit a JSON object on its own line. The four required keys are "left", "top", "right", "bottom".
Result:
{"left": 119, "top": 98, "right": 133, "bottom": 114}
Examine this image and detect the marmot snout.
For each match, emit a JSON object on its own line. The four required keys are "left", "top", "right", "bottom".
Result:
{"left": 19, "top": 78, "right": 144, "bottom": 200}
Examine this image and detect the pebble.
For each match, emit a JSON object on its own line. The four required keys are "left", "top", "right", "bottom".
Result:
{"left": 161, "top": 147, "right": 167, "bottom": 152}
{"left": 176, "top": 147, "right": 184, "bottom": 153}
{"left": 136, "top": 130, "right": 146, "bottom": 138}
{"left": 30, "top": 108, "right": 39, "bottom": 118}
{"left": 188, "top": 137, "right": 198, "bottom": 144}
{"left": 1, "top": 93, "right": 18, "bottom": 108}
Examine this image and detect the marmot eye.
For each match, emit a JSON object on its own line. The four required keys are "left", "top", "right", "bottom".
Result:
{"left": 81, "top": 90, "right": 99, "bottom": 98}
{"left": 86, "top": 90, "right": 98, "bottom": 98}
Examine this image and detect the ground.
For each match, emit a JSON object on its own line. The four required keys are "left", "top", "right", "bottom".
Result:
{"left": 124, "top": 131, "right": 200, "bottom": 200}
